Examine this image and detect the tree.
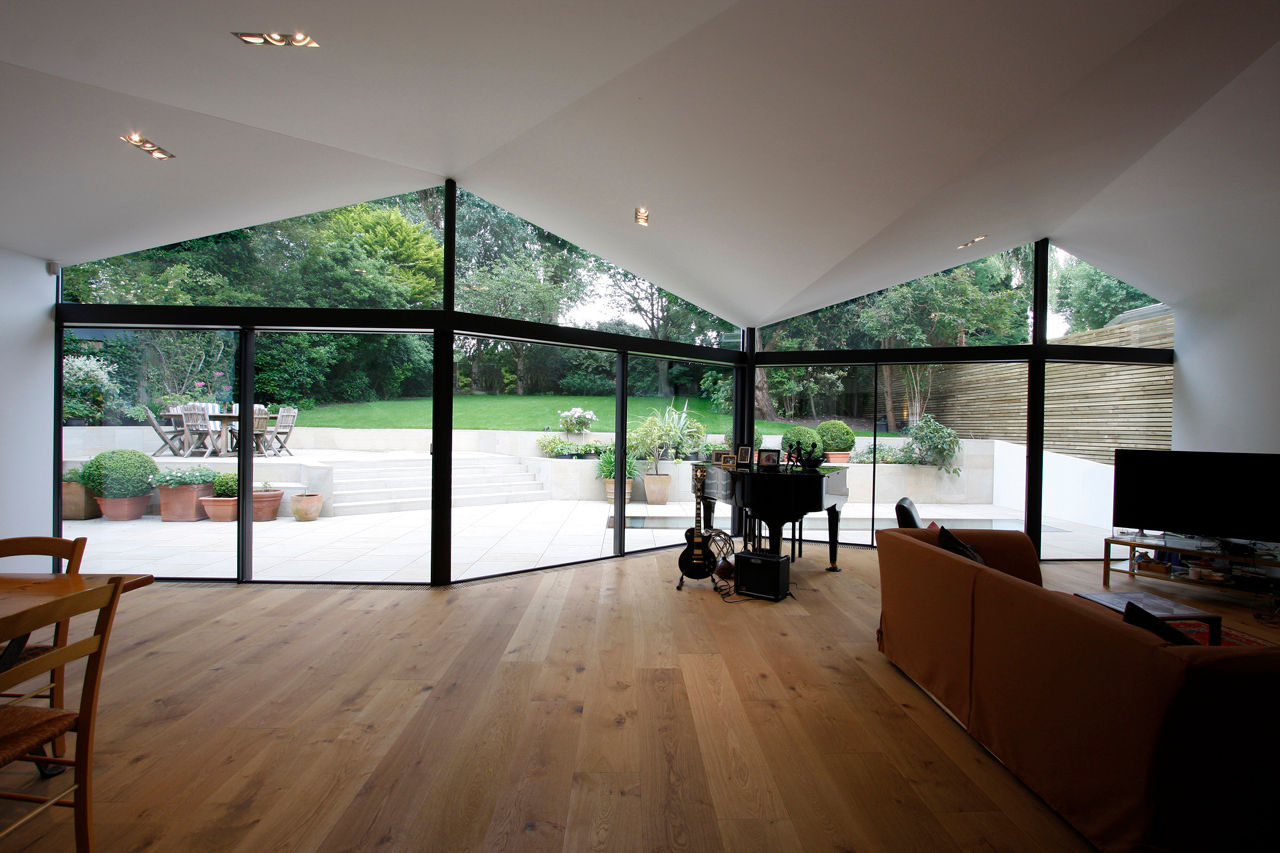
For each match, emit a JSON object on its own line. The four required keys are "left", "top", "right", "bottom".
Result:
{"left": 1051, "top": 255, "right": 1156, "bottom": 333}
{"left": 322, "top": 204, "right": 444, "bottom": 307}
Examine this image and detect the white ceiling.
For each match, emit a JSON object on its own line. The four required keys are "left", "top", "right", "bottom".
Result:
{"left": 1, "top": 0, "right": 1276, "bottom": 328}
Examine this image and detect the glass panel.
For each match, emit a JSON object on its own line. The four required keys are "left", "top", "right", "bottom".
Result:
{"left": 625, "top": 356, "right": 733, "bottom": 553}
{"left": 1048, "top": 248, "right": 1170, "bottom": 347}
{"left": 756, "top": 365, "right": 875, "bottom": 546}
{"left": 760, "top": 243, "right": 1034, "bottom": 352}
{"left": 1041, "top": 362, "right": 1174, "bottom": 559}
{"left": 250, "top": 332, "right": 434, "bottom": 582}
{"left": 61, "top": 188, "right": 445, "bottom": 310}
{"left": 871, "top": 362, "right": 1027, "bottom": 542}
{"left": 450, "top": 336, "right": 618, "bottom": 581}
{"left": 456, "top": 189, "right": 738, "bottom": 345}
{"left": 61, "top": 328, "right": 240, "bottom": 579}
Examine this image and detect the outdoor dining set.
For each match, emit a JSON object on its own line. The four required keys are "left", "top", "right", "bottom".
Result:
{"left": 144, "top": 403, "right": 297, "bottom": 458}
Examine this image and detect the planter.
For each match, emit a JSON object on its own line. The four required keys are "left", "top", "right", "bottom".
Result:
{"left": 824, "top": 451, "right": 851, "bottom": 463}
{"left": 157, "top": 483, "right": 214, "bottom": 522}
{"left": 94, "top": 494, "right": 151, "bottom": 521}
{"left": 603, "top": 478, "right": 633, "bottom": 504}
{"left": 291, "top": 493, "right": 323, "bottom": 522}
{"left": 62, "top": 481, "right": 101, "bottom": 520}
{"left": 200, "top": 496, "right": 237, "bottom": 522}
{"left": 643, "top": 473, "right": 671, "bottom": 505}
{"left": 252, "top": 489, "right": 284, "bottom": 522}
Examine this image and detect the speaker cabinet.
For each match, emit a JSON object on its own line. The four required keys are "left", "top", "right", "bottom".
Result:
{"left": 734, "top": 551, "right": 790, "bottom": 601}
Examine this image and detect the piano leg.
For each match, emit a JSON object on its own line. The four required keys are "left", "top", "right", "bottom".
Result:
{"left": 825, "top": 506, "right": 841, "bottom": 572}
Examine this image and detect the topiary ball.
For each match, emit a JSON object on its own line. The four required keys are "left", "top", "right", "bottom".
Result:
{"left": 212, "top": 472, "right": 239, "bottom": 498}
{"left": 81, "top": 449, "right": 160, "bottom": 498}
{"left": 815, "top": 420, "right": 855, "bottom": 453}
{"left": 781, "top": 425, "right": 823, "bottom": 458}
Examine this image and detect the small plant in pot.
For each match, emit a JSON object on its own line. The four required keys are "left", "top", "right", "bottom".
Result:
{"left": 596, "top": 446, "right": 638, "bottom": 504}
{"left": 61, "top": 466, "right": 101, "bottom": 520}
{"left": 815, "top": 420, "right": 855, "bottom": 462}
{"left": 150, "top": 466, "right": 218, "bottom": 522}
{"left": 81, "top": 449, "right": 159, "bottom": 520}
{"left": 291, "top": 492, "right": 323, "bottom": 522}
{"left": 200, "top": 473, "right": 240, "bottom": 522}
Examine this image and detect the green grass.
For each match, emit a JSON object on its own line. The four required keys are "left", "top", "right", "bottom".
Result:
{"left": 296, "top": 395, "right": 803, "bottom": 436}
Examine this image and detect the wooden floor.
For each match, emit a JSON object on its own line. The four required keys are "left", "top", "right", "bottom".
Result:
{"left": 4, "top": 547, "right": 1276, "bottom": 852}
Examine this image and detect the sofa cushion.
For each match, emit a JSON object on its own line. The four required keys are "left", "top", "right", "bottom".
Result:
{"left": 937, "top": 526, "right": 985, "bottom": 564}
{"left": 1122, "top": 601, "right": 1198, "bottom": 645}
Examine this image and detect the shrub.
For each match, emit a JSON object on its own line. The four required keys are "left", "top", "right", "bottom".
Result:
{"left": 815, "top": 420, "right": 855, "bottom": 452}
{"left": 905, "top": 414, "right": 961, "bottom": 473}
{"left": 558, "top": 407, "right": 598, "bottom": 433}
{"left": 852, "top": 444, "right": 913, "bottom": 464}
{"left": 212, "top": 472, "right": 238, "bottom": 498}
{"left": 81, "top": 449, "right": 159, "bottom": 498}
{"left": 150, "top": 466, "right": 218, "bottom": 488}
{"left": 63, "top": 355, "right": 121, "bottom": 426}
{"left": 596, "top": 445, "right": 638, "bottom": 480}
{"left": 537, "top": 434, "right": 572, "bottom": 457}
{"left": 62, "top": 466, "right": 84, "bottom": 484}
{"left": 782, "top": 425, "right": 823, "bottom": 458}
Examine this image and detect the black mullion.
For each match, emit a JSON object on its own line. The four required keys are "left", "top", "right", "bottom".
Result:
{"left": 237, "top": 328, "right": 255, "bottom": 581}
{"left": 431, "top": 178, "right": 457, "bottom": 585}
{"left": 1025, "top": 238, "right": 1050, "bottom": 552}
{"left": 613, "top": 353, "right": 627, "bottom": 555}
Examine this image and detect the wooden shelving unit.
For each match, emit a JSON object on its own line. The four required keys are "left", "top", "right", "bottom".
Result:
{"left": 1104, "top": 535, "right": 1280, "bottom": 602}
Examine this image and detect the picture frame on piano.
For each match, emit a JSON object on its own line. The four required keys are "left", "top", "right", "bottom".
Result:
{"left": 711, "top": 449, "right": 734, "bottom": 468}
{"left": 736, "top": 445, "right": 753, "bottom": 468}
{"left": 757, "top": 449, "right": 780, "bottom": 471}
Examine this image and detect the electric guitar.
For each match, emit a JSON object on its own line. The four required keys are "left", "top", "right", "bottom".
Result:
{"left": 678, "top": 465, "right": 713, "bottom": 585}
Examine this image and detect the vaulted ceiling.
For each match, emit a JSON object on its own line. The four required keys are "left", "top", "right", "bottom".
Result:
{"left": 1, "top": 0, "right": 1276, "bottom": 328}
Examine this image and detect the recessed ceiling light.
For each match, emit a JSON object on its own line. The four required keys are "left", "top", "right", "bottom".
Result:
{"left": 120, "top": 133, "right": 174, "bottom": 161}
{"left": 635, "top": 207, "right": 649, "bottom": 226}
{"left": 956, "top": 234, "right": 987, "bottom": 250}
{"left": 233, "top": 31, "right": 318, "bottom": 47}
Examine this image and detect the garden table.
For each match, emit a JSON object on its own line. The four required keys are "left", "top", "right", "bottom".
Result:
{"left": 208, "top": 412, "right": 277, "bottom": 456}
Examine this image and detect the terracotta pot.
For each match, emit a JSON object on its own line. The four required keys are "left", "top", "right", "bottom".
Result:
{"left": 94, "top": 494, "right": 151, "bottom": 521}
{"left": 290, "top": 493, "right": 323, "bottom": 522}
{"left": 200, "top": 496, "right": 237, "bottom": 522}
{"left": 157, "top": 483, "right": 214, "bottom": 521}
{"left": 62, "top": 481, "right": 101, "bottom": 520}
{"left": 252, "top": 489, "right": 284, "bottom": 522}
{"left": 643, "top": 473, "right": 671, "bottom": 505}
{"left": 824, "top": 451, "right": 851, "bottom": 463}
{"left": 603, "top": 478, "right": 633, "bottom": 504}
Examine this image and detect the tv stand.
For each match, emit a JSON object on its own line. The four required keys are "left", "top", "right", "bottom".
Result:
{"left": 1104, "top": 534, "right": 1279, "bottom": 603}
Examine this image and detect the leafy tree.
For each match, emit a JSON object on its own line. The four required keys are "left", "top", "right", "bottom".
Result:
{"left": 1051, "top": 255, "right": 1156, "bottom": 333}
{"left": 322, "top": 204, "right": 444, "bottom": 307}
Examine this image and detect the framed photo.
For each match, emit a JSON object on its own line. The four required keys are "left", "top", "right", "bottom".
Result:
{"left": 736, "top": 445, "right": 753, "bottom": 467}
{"left": 757, "top": 449, "right": 780, "bottom": 470}
{"left": 711, "top": 449, "right": 734, "bottom": 467}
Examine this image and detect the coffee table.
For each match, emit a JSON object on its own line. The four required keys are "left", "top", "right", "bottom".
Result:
{"left": 1076, "top": 591, "right": 1222, "bottom": 645}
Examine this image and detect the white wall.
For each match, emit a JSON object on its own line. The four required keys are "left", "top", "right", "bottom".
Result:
{"left": 1173, "top": 283, "right": 1280, "bottom": 453}
{"left": 0, "top": 250, "right": 56, "bottom": 561}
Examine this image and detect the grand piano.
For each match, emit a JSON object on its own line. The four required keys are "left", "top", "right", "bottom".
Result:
{"left": 695, "top": 463, "right": 849, "bottom": 571}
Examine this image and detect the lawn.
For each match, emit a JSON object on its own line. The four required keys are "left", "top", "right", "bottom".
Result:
{"left": 296, "top": 395, "right": 802, "bottom": 436}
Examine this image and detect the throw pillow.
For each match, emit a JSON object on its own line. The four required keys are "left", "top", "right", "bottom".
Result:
{"left": 937, "top": 526, "right": 985, "bottom": 565}
{"left": 1122, "top": 601, "right": 1198, "bottom": 645}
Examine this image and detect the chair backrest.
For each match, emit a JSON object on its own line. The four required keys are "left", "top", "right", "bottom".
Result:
{"left": 274, "top": 407, "right": 297, "bottom": 432}
{"left": 253, "top": 410, "right": 270, "bottom": 431}
{"left": 180, "top": 403, "right": 211, "bottom": 430}
{"left": 0, "top": 536, "right": 86, "bottom": 574}
{"left": 895, "top": 497, "right": 924, "bottom": 528}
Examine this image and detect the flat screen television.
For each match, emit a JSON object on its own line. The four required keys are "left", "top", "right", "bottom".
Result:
{"left": 1112, "top": 449, "right": 1280, "bottom": 544}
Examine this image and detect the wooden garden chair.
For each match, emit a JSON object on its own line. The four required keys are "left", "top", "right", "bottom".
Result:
{"left": 144, "top": 407, "right": 185, "bottom": 456}
{"left": 265, "top": 406, "right": 297, "bottom": 456}
{"left": 0, "top": 576, "right": 124, "bottom": 852}
{"left": 179, "top": 404, "right": 220, "bottom": 457}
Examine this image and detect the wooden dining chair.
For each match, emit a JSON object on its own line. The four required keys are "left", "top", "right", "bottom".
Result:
{"left": 143, "top": 407, "right": 185, "bottom": 456}
{"left": 0, "top": 576, "right": 125, "bottom": 852}
{"left": 179, "top": 404, "right": 219, "bottom": 457}
{"left": 265, "top": 406, "right": 297, "bottom": 456}
{"left": 0, "top": 537, "right": 87, "bottom": 761}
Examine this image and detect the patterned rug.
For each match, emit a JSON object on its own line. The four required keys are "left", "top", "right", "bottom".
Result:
{"left": 1169, "top": 621, "right": 1273, "bottom": 647}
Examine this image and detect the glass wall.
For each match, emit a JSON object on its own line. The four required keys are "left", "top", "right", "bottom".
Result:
{"left": 61, "top": 328, "right": 240, "bottom": 579}
{"left": 1041, "top": 362, "right": 1174, "bottom": 559}
{"left": 61, "top": 189, "right": 446, "bottom": 310}
{"left": 249, "top": 332, "right": 433, "bottom": 582}
{"left": 871, "top": 362, "right": 1027, "bottom": 541}
{"left": 1048, "top": 248, "right": 1169, "bottom": 347}
{"left": 449, "top": 337, "right": 618, "bottom": 581}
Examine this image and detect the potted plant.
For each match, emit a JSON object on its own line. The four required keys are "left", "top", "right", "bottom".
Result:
{"left": 558, "top": 407, "right": 597, "bottom": 443}
{"left": 200, "top": 473, "right": 239, "bottom": 522}
{"left": 80, "top": 449, "right": 159, "bottom": 521}
{"left": 151, "top": 466, "right": 218, "bottom": 521}
{"left": 596, "top": 446, "right": 638, "bottom": 503}
{"left": 632, "top": 415, "right": 673, "bottom": 505}
{"left": 291, "top": 492, "right": 323, "bottom": 521}
{"left": 782, "top": 425, "right": 824, "bottom": 463}
{"left": 537, "top": 434, "right": 574, "bottom": 458}
{"left": 61, "top": 466, "right": 101, "bottom": 520}
{"left": 816, "top": 420, "right": 856, "bottom": 463}
{"left": 252, "top": 480, "right": 284, "bottom": 521}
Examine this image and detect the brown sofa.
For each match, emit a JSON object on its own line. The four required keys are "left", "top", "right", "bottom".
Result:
{"left": 877, "top": 527, "right": 1280, "bottom": 853}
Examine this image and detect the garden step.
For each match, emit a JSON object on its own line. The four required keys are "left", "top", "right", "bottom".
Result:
{"left": 331, "top": 487, "right": 553, "bottom": 515}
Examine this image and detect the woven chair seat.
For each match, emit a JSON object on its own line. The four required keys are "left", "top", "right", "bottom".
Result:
{"left": 0, "top": 705, "right": 77, "bottom": 767}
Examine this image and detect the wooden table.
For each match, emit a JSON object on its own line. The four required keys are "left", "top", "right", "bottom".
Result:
{"left": 0, "top": 573, "right": 153, "bottom": 620}
{"left": 209, "top": 412, "right": 276, "bottom": 456}
{"left": 1076, "top": 591, "right": 1222, "bottom": 645}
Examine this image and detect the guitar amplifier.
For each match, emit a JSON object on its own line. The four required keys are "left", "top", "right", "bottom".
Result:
{"left": 734, "top": 551, "right": 790, "bottom": 601}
